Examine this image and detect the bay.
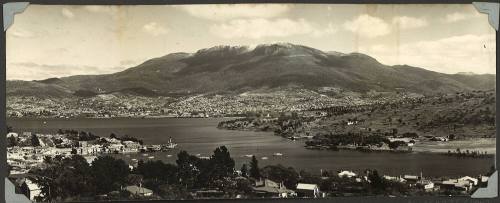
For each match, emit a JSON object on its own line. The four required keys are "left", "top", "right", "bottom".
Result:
{"left": 7, "top": 117, "right": 494, "bottom": 177}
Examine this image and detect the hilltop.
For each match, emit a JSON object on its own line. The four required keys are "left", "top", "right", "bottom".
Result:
{"left": 7, "top": 43, "right": 495, "bottom": 98}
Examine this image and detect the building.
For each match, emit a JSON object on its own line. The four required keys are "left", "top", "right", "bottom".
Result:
{"left": 296, "top": 183, "right": 320, "bottom": 198}
{"left": 78, "top": 141, "right": 88, "bottom": 147}
{"left": 417, "top": 180, "right": 435, "bottom": 191}
{"left": 21, "top": 178, "right": 42, "bottom": 201}
{"left": 403, "top": 175, "right": 420, "bottom": 186}
{"left": 338, "top": 170, "right": 357, "bottom": 178}
{"left": 253, "top": 179, "right": 296, "bottom": 198}
{"left": 123, "top": 141, "right": 141, "bottom": 149}
{"left": 124, "top": 185, "right": 153, "bottom": 196}
{"left": 459, "top": 176, "right": 478, "bottom": 186}
{"left": 6, "top": 132, "right": 18, "bottom": 138}
{"left": 439, "top": 179, "right": 473, "bottom": 191}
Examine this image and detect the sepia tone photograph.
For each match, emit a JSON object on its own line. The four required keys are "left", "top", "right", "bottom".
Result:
{"left": 4, "top": 3, "right": 497, "bottom": 202}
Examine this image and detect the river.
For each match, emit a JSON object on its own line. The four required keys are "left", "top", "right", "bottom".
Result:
{"left": 7, "top": 117, "right": 495, "bottom": 177}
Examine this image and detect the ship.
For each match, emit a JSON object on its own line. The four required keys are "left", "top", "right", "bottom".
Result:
{"left": 161, "top": 137, "right": 178, "bottom": 150}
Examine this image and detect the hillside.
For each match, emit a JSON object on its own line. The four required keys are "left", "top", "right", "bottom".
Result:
{"left": 6, "top": 43, "right": 495, "bottom": 98}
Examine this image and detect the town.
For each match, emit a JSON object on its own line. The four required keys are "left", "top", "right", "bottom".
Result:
{"left": 6, "top": 129, "right": 176, "bottom": 175}
{"left": 7, "top": 88, "right": 422, "bottom": 118}
{"left": 218, "top": 90, "right": 496, "bottom": 154}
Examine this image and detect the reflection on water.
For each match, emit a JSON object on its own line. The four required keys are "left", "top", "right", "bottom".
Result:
{"left": 8, "top": 117, "right": 494, "bottom": 177}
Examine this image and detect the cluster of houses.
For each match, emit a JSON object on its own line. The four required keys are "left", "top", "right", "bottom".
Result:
{"left": 7, "top": 132, "right": 146, "bottom": 175}
{"left": 382, "top": 173, "right": 488, "bottom": 193}
{"left": 9, "top": 167, "right": 490, "bottom": 202}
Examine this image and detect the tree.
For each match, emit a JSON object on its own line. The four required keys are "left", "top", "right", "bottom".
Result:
{"left": 249, "top": 156, "right": 260, "bottom": 179}
{"left": 240, "top": 164, "right": 248, "bottom": 177}
{"left": 91, "top": 156, "right": 130, "bottom": 194}
{"left": 32, "top": 155, "right": 96, "bottom": 202}
{"left": 126, "top": 174, "right": 143, "bottom": 186}
{"left": 7, "top": 136, "right": 18, "bottom": 147}
{"left": 261, "top": 165, "right": 299, "bottom": 189}
{"left": 31, "top": 134, "right": 40, "bottom": 147}
{"left": 368, "top": 170, "right": 386, "bottom": 194}
{"left": 157, "top": 184, "right": 191, "bottom": 200}
{"left": 176, "top": 151, "right": 200, "bottom": 189}
{"left": 210, "top": 146, "right": 235, "bottom": 179}
{"left": 135, "top": 160, "right": 178, "bottom": 184}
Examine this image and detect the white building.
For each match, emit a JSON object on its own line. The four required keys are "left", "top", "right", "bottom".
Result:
{"left": 23, "top": 178, "right": 42, "bottom": 201}
{"left": 459, "top": 176, "right": 478, "bottom": 186}
{"left": 296, "top": 183, "right": 320, "bottom": 198}
{"left": 338, "top": 170, "right": 357, "bottom": 178}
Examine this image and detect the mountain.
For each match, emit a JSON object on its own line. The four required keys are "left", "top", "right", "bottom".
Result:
{"left": 6, "top": 43, "right": 495, "bottom": 98}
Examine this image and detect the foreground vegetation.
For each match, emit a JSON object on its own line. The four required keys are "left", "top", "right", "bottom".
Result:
{"left": 12, "top": 145, "right": 492, "bottom": 202}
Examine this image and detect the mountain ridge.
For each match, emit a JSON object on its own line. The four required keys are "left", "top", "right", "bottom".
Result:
{"left": 7, "top": 43, "right": 495, "bottom": 98}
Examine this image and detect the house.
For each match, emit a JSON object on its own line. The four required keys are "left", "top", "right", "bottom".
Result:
{"left": 338, "top": 170, "right": 357, "bottom": 178}
{"left": 459, "top": 176, "right": 478, "bottom": 186}
{"left": 480, "top": 176, "right": 489, "bottom": 187}
{"left": 107, "top": 143, "right": 125, "bottom": 153}
{"left": 84, "top": 156, "right": 97, "bottom": 165}
{"left": 296, "top": 183, "right": 320, "bottom": 198}
{"left": 403, "top": 175, "right": 420, "bottom": 186}
{"left": 124, "top": 185, "right": 153, "bottom": 196}
{"left": 7, "top": 132, "right": 18, "bottom": 138}
{"left": 78, "top": 141, "right": 88, "bottom": 147}
{"left": 253, "top": 179, "right": 296, "bottom": 198}
{"left": 123, "top": 141, "right": 141, "bottom": 149}
{"left": 417, "top": 180, "right": 435, "bottom": 191}
{"left": 383, "top": 175, "right": 405, "bottom": 183}
{"left": 21, "top": 178, "right": 43, "bottom": 201}
{"left": 439, "top": 179, "right": 473, "bottom": 191}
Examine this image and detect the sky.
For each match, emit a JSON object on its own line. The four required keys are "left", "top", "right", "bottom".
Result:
{"left": 6, "top": 4, "right": 497, "bottom": 80}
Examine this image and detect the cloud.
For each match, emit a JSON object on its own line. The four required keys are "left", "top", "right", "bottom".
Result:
{"left": 359, "top": 34, "right": 496, "bottom": 74}
{"left": 176, "top": 4, "right": 290, "bottom": 21}
{"left": 210, "top": 18, "right": 336, "bottom": 39}
{"left": 83, "top": 5, "right": 121, "bottom": 20}
{"left": 61, "top": 8, "right": 75, "bottom": 19}
{"left": 84, "top": 5, "right": 117, "bottom": 13}
{"left": 392, "top": 16, "right": 428, "bottom": 29}
{"left": 442, "top": 11, "right": 482, "bottom": 23}
{"left": 119, "top": 59, "right": 142, "bottom": 67}
{"left": 343, "top": 15, "right": 390, "bottom": 38}
{"left": 8, "top": 28, "right": 36, "bottom": 38}
{"left": 142, "top": 22, "right": 168, "bottom": 36}
{"left": 7, "top": 62, "right": 125, "bottom": 80}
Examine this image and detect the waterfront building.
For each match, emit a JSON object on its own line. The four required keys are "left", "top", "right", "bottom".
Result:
{"left": 296, "top": 183, "right": 320, "bottom": 198}
{"left": 338, "top": 170, "right": 357, "bottom": 178}
{"left": 124, "top": 185, "right": 153, "bottom": 197}
{"left": 253, "top": 179, "right": 296, "bottom": 198}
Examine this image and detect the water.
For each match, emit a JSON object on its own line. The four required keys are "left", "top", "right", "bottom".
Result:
{"left": 7, "top": 117, "right": 494, "bottom": 177}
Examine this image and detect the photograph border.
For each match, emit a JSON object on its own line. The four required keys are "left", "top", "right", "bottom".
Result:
{"left": 1, "top": 0, "right": 498, "bottom": 202}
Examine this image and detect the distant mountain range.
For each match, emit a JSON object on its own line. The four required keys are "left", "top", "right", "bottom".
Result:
{"left": 7, "top": 43, "right": 495, "bottom": 98}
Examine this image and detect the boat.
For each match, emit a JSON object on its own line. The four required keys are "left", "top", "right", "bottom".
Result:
{"left": 273, "top": 153, "right": 283, "bottom": 156}
{"left": 162, "top": 137, "right": 178, "bottom": 150}
{"left": 243, "top": 154, "right": 253, "bottom": 158}
{"left": 261, "top": 157, "right": 268, "bottom": 160}
{"left": 148, "top": 156, "right": 155, "bottom": 159}
{"left": 142, "top": 153, "right": 149, "bottom": 156}
{"left": 166, "top": 154, "right": 172, "bottom": 158}
{"left": 131, "top": 158, "right": 137, "bottom": 161}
